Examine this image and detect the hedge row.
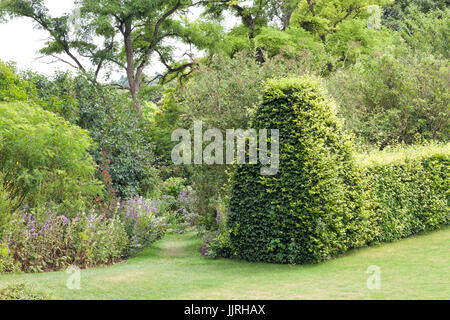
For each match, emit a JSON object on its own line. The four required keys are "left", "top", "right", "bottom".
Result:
{"left": 226, "top": 76, "right": 449, "bottom": 264}
{"left": 359, "top": 145, "right": 449, "bottom": 243}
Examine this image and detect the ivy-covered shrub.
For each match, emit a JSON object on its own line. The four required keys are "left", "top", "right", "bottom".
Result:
{"left": 227, "top": 76, "right": 376, "bottom": 264}
{"left": 223, "top": 77, "right": 449, "bottom": 264}
{"left": 358, "top": 144, "right": 450, "bottom": 242}
{"left": 0, "top": 102, "right": 102, "bottom": 215}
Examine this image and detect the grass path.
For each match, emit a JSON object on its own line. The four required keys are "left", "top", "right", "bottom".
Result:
{"left": 1, "top": 228, "right": 449, "bottom": 299}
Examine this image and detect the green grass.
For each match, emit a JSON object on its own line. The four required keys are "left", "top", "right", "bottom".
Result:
{"left": 1, "top": 228, "right": 449, "bottom": 300}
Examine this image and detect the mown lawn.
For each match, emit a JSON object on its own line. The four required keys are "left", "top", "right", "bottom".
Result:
{"left": 1, "top": 227, "right": 449, "bottom": 300}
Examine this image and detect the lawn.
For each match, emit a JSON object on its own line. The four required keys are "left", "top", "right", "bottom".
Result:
{"left": 1, "top": 227, "right": 449, "bottom": 300}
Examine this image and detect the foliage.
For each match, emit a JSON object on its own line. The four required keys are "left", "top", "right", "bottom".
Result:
{"left": 326, "top": 19, "right": 396, "bottom": 67}
{"left": 161, "top": 177, "right": 186, "bottom": 197}
{"left": 327, "top": 52, "right": 449, "bottom": 148}
{"left": 119, "top": 196, "right": 167, "bottom": 257}
{"left": 399, "top": 7, "right": 450, "bottom": 59}
{"left": 226, "top": 76, "right": 375, "bottom": 264}
{"left": 23, "top": 70, "right": 80, "bottom": 123}
{"left": 0, "top": 101, "right": 102, "bottom": 215}
{"left": 166, "top": 53, "right": 319, "bottom": 230}
{"left": 1, "top": 207, "right": 129, "bottom": 273}
{"left": 358, "top": 143, "right": 450, "bottom": 242}
{"left": 96, "top": 96, "right": 155, "bottom": 198}
{"left": 173, "top": 188, "right": 198, "bottom": 233}
{"left": 73, "top": 79, "right": 157, "bottom": 199}
{"left": 150, "top": 88, "right": 186, "bottom": 167}
{"left": 382, "top": 0, "right": 449, "bottom": 29}
{"left": 291, "top": 0, "right": 388, "bottom": 41}
{"left": 23, "top": 70, "right": 158, "bottom": 199}
{"left": 0, "top": 60, "right": 32, "bottom": 102}
{"left": 0, "top": 281, "right": 52, "bottom": 300}
{"left": 254, "top": 26, "right": 329, "bottom": 71}
{"left": 0, "top": 173, "right": 18, "bottom": 237}
{"left": 203, "top": 200, "right": 232, "bottom": 259}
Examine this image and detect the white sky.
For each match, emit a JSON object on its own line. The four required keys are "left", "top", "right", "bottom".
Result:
{"left": 0, "top": 0, "right": 76, "bottom": 75}
{"left": 0, "top": 0, "right": 239, "bottom": 79}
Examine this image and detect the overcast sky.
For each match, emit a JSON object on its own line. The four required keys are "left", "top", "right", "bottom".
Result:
{"left": 0, "top": 0, "right": 76, "bottom": 74}
{"left": 0, "top": 0, "right": 237, "bottom": 79}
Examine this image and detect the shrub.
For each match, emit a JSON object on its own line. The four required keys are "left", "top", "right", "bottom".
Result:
{"left": 120, "top": 196, "right": 167, "bottom": 257}
{"left": 0, "top": 281, "right": 52, "bottom": 300}
{"left": 0, "top": 242, "right": 19, "bottom": 273}
{"left": 399, "top": 7, "right": 450, "bottom": 59}
{"left": 24, "top": 70, "right": 80, "bottom": 124}
{"left": 226, "top": 76, "right": 376, "bottom": 264}
{"left": 0, "top": 60, "right": 31, "bottom": 102}
{"left": 0, "top": 101, "right": 102, "bottom": 215}
{"left": 222, "top": 77, "right": 449, "bottom": 264}
{"left": 358, "top": 143, "right": 450, "bottom": 241}
{"left": 0, "top": 173, "right": 18, "bottom": 237}
{"left": 162, "top": 177, "right": 186, "bottom": 197}
{"left": 172, "top": 188, "right": 198, "bottom": 233}
{"left": 24, "top": 71, "right": 158, "bottom": 199}
{"left": 327, "top": 52, "right": 449, "bottom": 148}
{"left": 203, "top": 200, "right": 232, "bottom": 259}
{"left": 1, "top": 208, "right": 129, "bottom": 273}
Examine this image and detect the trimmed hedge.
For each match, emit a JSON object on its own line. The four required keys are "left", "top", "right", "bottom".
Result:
{"left": 358, "top": 144, "right": 449, "bottom": 242}
{"left": 226, "top": 76, "right": 449, "bottom": 264}
{"left": 227, "top": 76, "right": 377, "bottom": 264}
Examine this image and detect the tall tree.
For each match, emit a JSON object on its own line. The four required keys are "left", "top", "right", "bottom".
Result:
{"left": 202, "top": 0, "right": 301, "bottom": 62}
{"left": 291, "top": 0, "right": 388, "bottom": 43}
{"left": 383, "top": 0, "right": 450, "bottom": 29}
{"left": 1, "top": 0, "right": 202, "bottom": 113}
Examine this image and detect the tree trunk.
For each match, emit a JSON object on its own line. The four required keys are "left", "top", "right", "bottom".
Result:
{"left": 282, "top": 11, "right": 293, "bottom": 31}
{"left": 123, "top": 22, "right": 142, "bottom": 115}
{"left": 130, "top": 81, "right": 142, "bottom": 115}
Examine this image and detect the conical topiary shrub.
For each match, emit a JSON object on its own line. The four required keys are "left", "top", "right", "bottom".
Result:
{"left": 227, "top": 76, "right": 377, "bottom": 264}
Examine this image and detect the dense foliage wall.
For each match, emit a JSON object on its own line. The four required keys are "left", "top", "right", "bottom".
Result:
{"left": 359, "top": 145, "right": 450, "bottom": 242}
{"left": 226, "top": 77, "right": 449, "bottom": 264}
{"left": 227, "top": 77, "right": 376, "bottom": 264}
